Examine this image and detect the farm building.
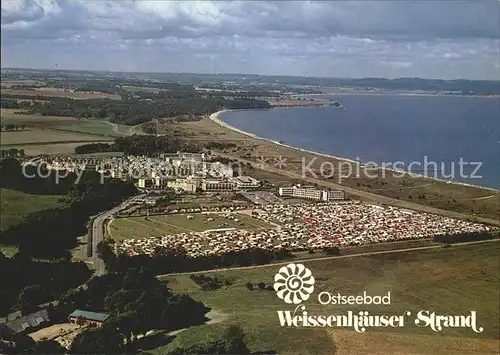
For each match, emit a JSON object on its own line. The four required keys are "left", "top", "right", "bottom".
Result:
{"left": 68, "top": 310, "right": 110, "bottom": 327}
{"left": 0, "top": 309, "right": 50, "bottom": 337}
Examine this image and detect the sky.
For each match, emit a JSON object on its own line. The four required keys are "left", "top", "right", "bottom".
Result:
{"left": 1, "top": 0, "right": 499, "bottom": 80}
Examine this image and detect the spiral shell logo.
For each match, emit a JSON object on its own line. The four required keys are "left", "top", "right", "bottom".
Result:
{"left": 274, "top": 263, "right": 315, "bottom": 304}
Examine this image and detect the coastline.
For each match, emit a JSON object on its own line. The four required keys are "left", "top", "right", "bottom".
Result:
{"left": 209, "top": 109, "right": 499, "bottom": 193}
{"left": 303, "top": 92, "right": 500, "bottom": 99}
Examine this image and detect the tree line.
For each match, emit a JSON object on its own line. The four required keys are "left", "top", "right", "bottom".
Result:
{"left": 2, "top": 86, "right": 271, "bottom": 126}
{"left": 74, "top": 135, "right": 243, "bottom": 157}
{"left": 0, "top": 96, "right": 60, "bottom": 105}
{"left": 74, "top": 134, "right": 200, "bottom": 156}
{"left": 434, "top": 231, "right": 498, "bottom": 244}
{"left": 98, "top": 241, "right": 292, "bottom": 276}
{"left": 1, "top": 148, "right": 26, "bottom": 158}
{"left": 0, "top": 254, "right": 91, "bottom": 316}
{"left": 0, "top": 266, "right": 212, "bottom": 354}
{"left": 0, "top": 123, "right": 27, "bottom": 131}
{"left": 0, "top": 158, "right": 137, "bottom": 259}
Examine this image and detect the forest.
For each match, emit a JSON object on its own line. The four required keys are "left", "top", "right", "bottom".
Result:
{"left": 1, "top": 80, "right": 272, "bottom": 125}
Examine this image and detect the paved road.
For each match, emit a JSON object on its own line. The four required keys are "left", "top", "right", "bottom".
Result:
{"left": 91, "top": 195, "right": 147, "bottom": 276}
{"left": 156, "top": 238, "right": 499, "bottom": 278}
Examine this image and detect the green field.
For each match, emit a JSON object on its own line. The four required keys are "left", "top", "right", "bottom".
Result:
{"left": 0, "top": 188, "right": 66, "bottom": 232}
{"left": 0, "top": 109, "right": 119, "bottom": 155}
{"left": 52, "top": 121, "right": 125, "bottom": 137}
{"left": 121, "top": 85, "right": 162, "bottom": 93}
{"left": 155, "top": 242, "right": 500, "bottom": 355}
{"left": 0, "top": 244, "right": 19, "bottom": 257}
{"left": 109, "top": 213, "right": 275, "bottom": 240}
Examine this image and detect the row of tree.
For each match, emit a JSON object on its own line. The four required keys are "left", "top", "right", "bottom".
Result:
{"left": 0, "top": 148, "right": 26, "bottom": 158}
{"left": 189, "top": 274, "right": 232, "bottom": 291}
{"left": 74, "top": 134, "right": 200, "bottom": 156}
{"left": 0, "top": 158, "right": 138, "bottom": 315}
{"left": 0, "top": 159, "right": 137, "bottom": 259}
{"left": 0, "top": 254, "right": 91, "bottom": 316}
{"left": 98, "top": 241, "right": 293, "bottom": 276}
{"left": 0, "top": 123, "right": 26, "bottom": 131}
{"left": 0, "top": 96, "right": 60, "bottom": 105}
{"left": 2, "top": 92, "right": 271, "bottom": 126}
{"left": 0, "top": 266, "right": 212, "bottom": 354}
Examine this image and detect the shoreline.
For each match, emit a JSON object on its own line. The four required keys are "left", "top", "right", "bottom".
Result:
{"left": 317, "top": 92, "right": 500, "bottom": 99}
{"left": 209, "top": 109, "right": 499, "bottom": 193}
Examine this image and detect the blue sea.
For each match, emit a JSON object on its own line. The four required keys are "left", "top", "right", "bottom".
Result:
{"left": 220, "top": 95, "right": 500, "bottom": 189}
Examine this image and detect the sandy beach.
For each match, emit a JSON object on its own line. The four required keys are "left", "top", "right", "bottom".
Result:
{"left": 209, "top": 110, "right": 499, "bottom": 193}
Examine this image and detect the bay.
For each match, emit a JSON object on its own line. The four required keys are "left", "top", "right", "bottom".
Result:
{"left": 220, "top": 94, "right": 500, "bottom": 189}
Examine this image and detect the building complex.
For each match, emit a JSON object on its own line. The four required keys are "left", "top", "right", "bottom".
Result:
{"left": 25, "top": 152, "right": 260, "bottom": 194}
{"left": 278, "top": 185, "right": 345, "bottom": 201}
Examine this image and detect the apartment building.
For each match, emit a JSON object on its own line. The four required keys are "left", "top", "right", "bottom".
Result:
{"left": 278, "top": 185, "right": 344, "bottom": 201}
{"left": 234, "top": 176, "right": 260, "bottom": 189}
{"left": 207, "top": 162, "right": 234, "bottom": 179}
{"left": 202, "top": 179, "right": 235, "bottom": 192}
{"left": 167, "top": 179, "right": 198, "bottom": 193}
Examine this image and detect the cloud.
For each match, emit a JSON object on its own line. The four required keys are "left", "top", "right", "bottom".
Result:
{"left": 1, "top": 0, "right": 499, "bottom": 79}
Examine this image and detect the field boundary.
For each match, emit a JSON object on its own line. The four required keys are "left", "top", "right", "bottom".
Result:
{"left": 45, "top": 127, "right": 121, "bottom": 138}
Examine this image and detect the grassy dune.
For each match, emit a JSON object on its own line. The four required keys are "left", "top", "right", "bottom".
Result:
{"left": 157, "top": 242, "right": 500, "bottom": 354}
{"left": 168, "top": 117, "right": 500, "bottom": 222}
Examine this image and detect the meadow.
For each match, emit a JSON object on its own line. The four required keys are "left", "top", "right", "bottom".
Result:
{"left": 109, "top": 212, "right": 275, "bottom": 241}
{"left": 155, "top": 242, "right": 500, "bottom": 355}
{"left": 1, "top": 108, "right": 127, "bottom": 135}
{"left": 7, "top": 142, "right": 111, "bottom": 156}
{"left": 0, "top": 188, "right": 66, "bottom": 232}
{"left": 1, "top": 129, "right": 111, "bottom": 145}
{"left": 1, "top": 87, "right": 121, "bottom": 100}
{"left": 0, "top": 188, "right": 66, "bottom": 257}
{"left": 0, "top": 109, "right": 126, "bottom": 154}
{"left": 50, "top": 121, "right": 128, "bottom": 138}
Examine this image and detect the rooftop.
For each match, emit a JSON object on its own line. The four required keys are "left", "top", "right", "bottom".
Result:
{"left": 2, "top": 309, "right": 49, "bottom": 334}
{"left": 236, "top": 176, "right": 257, "bottom": 183}
{"left": 69, "top": 310, "right": 110, "bottom": 323}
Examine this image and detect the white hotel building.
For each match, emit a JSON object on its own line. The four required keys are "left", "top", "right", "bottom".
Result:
{"left": 278, "top": 185, "right": 344, "bottom": 201}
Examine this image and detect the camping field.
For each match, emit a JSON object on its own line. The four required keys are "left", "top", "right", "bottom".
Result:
{"left": 108, "top": 212, "right": 275, "bottom": 240}
{"left": 0, "top": 129, "right": 112, "bottom": 145}
{"left": 1, "top": 108, "right": 127, "bottom": 136}
{"left": 155, "top": 242, "right": 500, "bottom": 355}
